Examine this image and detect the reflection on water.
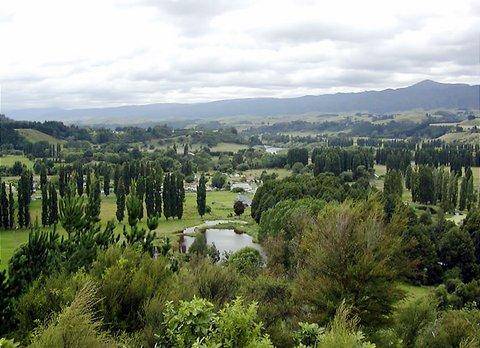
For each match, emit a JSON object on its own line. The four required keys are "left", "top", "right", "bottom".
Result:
{"left": 180, "top": 228, "right": 263, "bottom": 259}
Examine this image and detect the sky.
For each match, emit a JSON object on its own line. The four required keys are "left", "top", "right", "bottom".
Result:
{"left": 0, "top": 0, "right": 479, "bottom": 111}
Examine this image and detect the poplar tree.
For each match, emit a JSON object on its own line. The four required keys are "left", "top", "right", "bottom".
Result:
{"left": 0, "top": 183, "right": 3, "bottom": 227}
{"left": 103, "top": 169, "right": 110, "bottom": 196}
{"left": 163, "top": 173, "right": 172, "bottom": 219}
{"left": 58, "top": 166, "right": 67, "bottom": 198}
{"left": 0, "top": 182, "right": 4, "bottom": 228}
{"left": 48, "top": 183, "right": 58, "bottom": 225}
{"left": 145, "top": 173, "right": 155, "bottom": 218}
{"left": 137, "top": 176, "right": 145, "bottom": 220}
{"left": 466, "top": 175, "right": 475, "bottom": 210}
{"left": 405, "top": 165, "right": 413, "bottom": 190}
{"left": 113, "top": 165, "right": 121, "bottom": 195}
{"left": 448, "top": 173, "right": 458, "bottom": 212}
{"left": 175, "top": 173, "right": 185, "bottom": 219}
{"left": 154, "top": 170, "right": 163, "bottom": 217}
{"left": 197, "top": 174, "right": 207, "bottom": 217}
{"left": 459, "top": 176, "right": 468, "bottom": 211}
{"left": 0, "top": 183, "right": 9, "bottom": 229}
{"left": 85, "top": 170, "right": 92, "bottom": 196}
{"left": 8, "top": 184, "right": 14, "bottom": 229}
{"left": 17, "top": 171, "right": 31, "bottom": 227}
{"left": 384, "top": 170, "right": 403, "bottom": 198}
{"left": 86, "top": 175, "right": 101, "bottom": 224}
{"left": 126, "top": 181, "right": 142, "bottom": 227}
{"left": 41, "top": 180, "right": 49, "bottom": 226}
{"left": 116, "top": 178, "right": 126, "bottom": 222}
{"left": 75, "top": 164, "right": 84, "bottom": 196}
{"left": 40, "top": 163, "right": 49, "bottom": 226}
{"left": 40, "top": 164, "right": 48, "bottom": 191}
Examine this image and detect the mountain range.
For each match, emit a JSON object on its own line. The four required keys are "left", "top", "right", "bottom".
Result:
{"left": 6, "top": 80, "right": 479, "bottom": 125}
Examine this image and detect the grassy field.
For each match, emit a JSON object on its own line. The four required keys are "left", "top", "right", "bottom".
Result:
{"left": 0, "top": 190, "right": 255, "bottom": 270}
{"left": 16, "top": 128, "right": 64, "bottom": 144}
{"left": 439, "top": 131, "right": 480, "bottom": 144}
{"left": 210, "top": 142, "right": 250, "bottom": 152}
{"left": 396, "top": 283, "right": 433, "bottom": 309}
{"left": 0, "top": 155, "right": 34, "bottom": 169}
{"left": 242, "top": 168, "right": 290, "bottom": 180}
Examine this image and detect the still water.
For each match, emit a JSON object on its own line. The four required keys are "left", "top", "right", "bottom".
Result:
{"left": 180, "top": 224, "right": 263, "bottom": 259}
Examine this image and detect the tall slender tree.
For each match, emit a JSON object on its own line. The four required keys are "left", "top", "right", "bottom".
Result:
{"left": 48, "top": 183, "right": 58, "bottom": 225}
{"left": 126, "top": 181, "right": 143, "bottom": 227}
{"left": 154, "top": 170, "right": 163, "bottom": 217}
{"left": 85, "top": 170, "right": 92, "bottom": 196}
{"left": 175, "top": 173, "right": 185, "bottom": 219}
{"left": 103, "top": 168, "right": 110, "bottom": 196}
{"left": 17, "top": 171, "right": 31, "bottom": 227}
{"left": 116, "top": 178, "right": 126, "bottom": 222}
{"left": 197, "top": 174, "right": 207, "bottom": 217}
{"left": 145, "top": 173, "right": 155, "bottom": 218}
{"left": 58, "top": 166, "right": 67, "bottom": 198}
{"left": 384, "top": 170, "right": 403, "bottom": 198}
{"left": 0, "top": 182, "right": 4, "bottom": 228}
{"left": 41, "top": 179, "right": 49, "bottom": 226}
{"left": 86, "top": 175, "right": 101, "bottom": 224}
{"left": 0, "top": 183, "right": 9, "bottom": 229}
{"left": 8, "top": 184, "right": 14, "bottom": 229}
{"left": 75, "top": 164, "right": 84, "bottom": 196}
{"left": 460, "top": 175, "right": 468, "bottom": 211}
{"left": 39, "top": 164, "right": 48, "bottom": 191}
{"left": 163, "top": 173, "right": 172, "bottom": 219}
{"left": 113, "top": 165, "right": 121, "bottom": 195}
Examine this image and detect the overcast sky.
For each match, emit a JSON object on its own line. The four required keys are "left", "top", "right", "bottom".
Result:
{"left": 0, "top": 0, "right": 479, "bottom": 111}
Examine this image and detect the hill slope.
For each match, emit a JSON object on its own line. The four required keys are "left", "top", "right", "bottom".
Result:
{"left": 7, "top": 80, "right": 479, "bottom": 124}
{"left": 16, "top": 128, "right": 64, "bottom": 144}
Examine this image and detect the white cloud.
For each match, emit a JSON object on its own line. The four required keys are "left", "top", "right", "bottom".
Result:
{"left": 0, "top": 0, "right": 478, "bottom": 110}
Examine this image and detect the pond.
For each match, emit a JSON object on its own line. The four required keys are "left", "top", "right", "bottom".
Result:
{"left": 180, "top": 224, "right": 263, "bottom": 259}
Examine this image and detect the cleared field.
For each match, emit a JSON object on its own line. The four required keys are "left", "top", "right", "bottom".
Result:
{"left": 0, "top": 155, "right": 34, "bottom": 169}
{"left": 0, "top": 190, "right": 255, "bottom": 270}
{"left": 16, "top": 128, "right": 64, "bottom": 144}
{"left": 439, "top": 132, "right": 480, "bottom": 144}
{"left": 211, "top": 142, "right": 249, "bottom": 152}
{"left": 242, "top": 168, "right": 290, "bottom": 180}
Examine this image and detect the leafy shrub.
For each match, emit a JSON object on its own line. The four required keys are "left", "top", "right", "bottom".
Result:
{"left": 233, "top": 200, "right": 245, "bottom": 216}
{"left": 293, "top": 199, "right": 404, "bottom": 329}
{"left": 212, "top": 298, "right": 271, "bottom": 347}
{"left": 435, "top": 278, "right": 480, "bottom": 310}
{"left": 294, "top": 303, "right": 374, "bottom": 348}
{"left": 227, "top": 247, "right": 263, "bottom": 276}
{"left": 29, "top": 283, "right": 118, "bottom": 348}
{"left": 161, "top": 297, "right": 216, "bottom": 347}
{"left": 15, "top": 271, "right": 92, "bottom": 341}
{"left": 90, "top": 246, "right": 173, "bottom": 333}
{"left": 291, "top": 162, "right": 304, "bottom": 174}
{"left": 393, "top": 297, "right": 437, "bottom": 347}
{"left": 0, "top": 338, "right": 19, "bottom": 348}
{"left": 158, "top": 297, "right": 272, "bottom": 347}
{"left": 179, "top": 259, "right": 240, "bottom": 306}
{"left": 211, "top": 172, "right": 227, "bottom": 189}
{"left": 416, "top": 309, "right": 480, "bottom": 347}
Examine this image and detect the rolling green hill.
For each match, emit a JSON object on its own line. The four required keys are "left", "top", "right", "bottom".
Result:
{"left": 16, "top": 128, "right": 64, "bottom": 144}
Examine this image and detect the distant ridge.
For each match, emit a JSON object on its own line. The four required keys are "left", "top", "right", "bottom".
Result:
{"left": 7, "top": 80, "right": 480, "bottom": 124}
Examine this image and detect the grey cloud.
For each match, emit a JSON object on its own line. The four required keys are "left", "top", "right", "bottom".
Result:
{"left": 131, "top": 0, "right": 252, "bottom": 36}
{"left": 258, "top": 23, "right": 389, "bottom": 44}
